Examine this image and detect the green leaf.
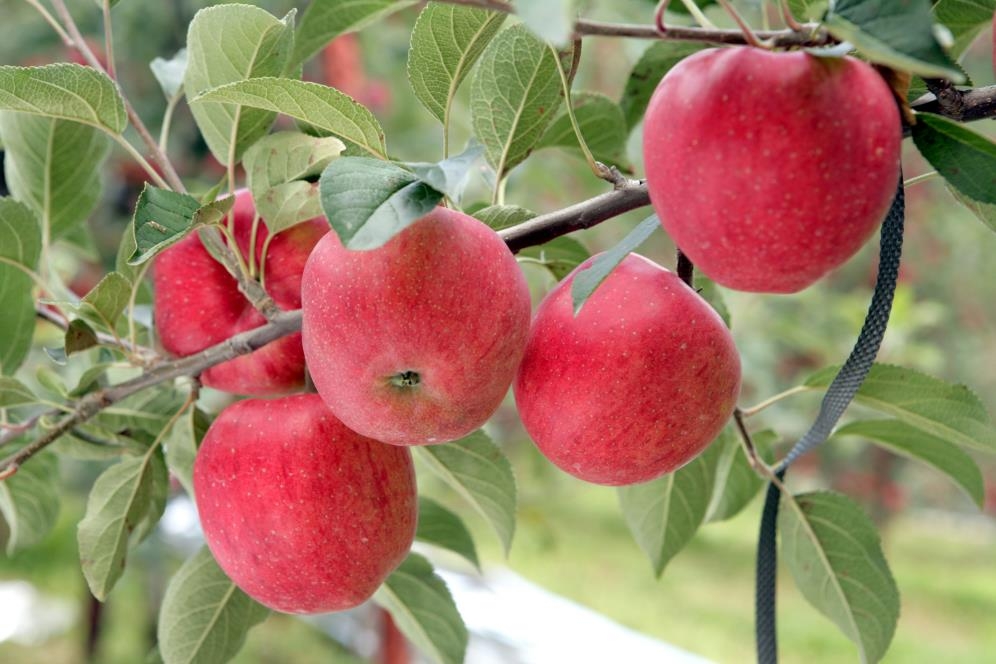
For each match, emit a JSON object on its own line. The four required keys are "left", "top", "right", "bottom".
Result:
{"left": 407, "top": 3, "right": 506, "bottom": 128}
{"left": 99, "top": 386, "right": 187, "bottom": 438}
{"left": 836, "top": 419, "right": 985, "bottom": 507}
{"left": 127, "top": 185, "right": 203, "bottom": 265}
{"left": 193, "top": 78, "right": 388, "bottom": 159}
{"left": 158, "top": 546, "right": 270, "bottom": 664}
{"left": 779, "top": 490, "right": 899, "bottom": 664}
{"left": 318, "top": 157, "right": 443, "bottom": 249}
{"left": 416, "top": 496, "right": 480, "bottom": 570}
{"left": 537, "top": 91, "right": 629, "bottom": 167}
{"left": 0, "top": 112, "right": 111, "bottom": 241}
{"left": 912, "top": 113, "right": 996, "bottom": 205}
{"left": 184, "top": 5, "right": 296, "bottom": 165}
{"left": 244, "top": 131, "right": 344, "bottom": 233}
{"left": 65, "top": 318, "right": 100, "bottom": 356}
{"left": 517, "top": 0, "right": 576, "bottom": 47}
{"left": 53, "top": 424, "right": 143, "bottom": 461}
{"left": 824, "top": 0, "right": 963, "bottom": 81}
{"left": 0, "top": 197, "right": 41, "bottom": 375}
{"left": 150, "top": 49, "right": 188, "bottom": 99}
{"left": 694, "top": 274, "right": 731, "bottom": 328}
{"left": 165, "top": 408, "right": 208, "bottom": 497}
{"left": 804, "top": 363, "right": 996, "bottom": 452}
{"left": 77, "top": 447, "right": 170, "bottom": 600}
{"left": 470, "top": 24, "right": 564, "bottom": 180}
{"left": 932, "top": 0, "right": 996, "bottom": 58}
{"left": 620, "top": 42, "right": 705, "bottom": 131}
{"left": 406, "top": 141, "right": 485, "bottom": 204}
{"left": 293, "top": 0, "right": 418, "bottom": 68}
{"left": 0, "top": 63, "right": 127, "bottom": 133}
{"left": 472, "top": 203, "right": 535, "bottom": 230}
{"left": 520, "top": 236, "right": 590, "bottom": 281}
{"left": 786, "top": 0, "right": 828, "bottom": 21}
{"left": 705, "top": 429, "right": 776, "bottom": 522}
{"left": 79, "top": 272, "right": 132, "bottom": 331}
{"left": 0, "top": 377, "right": 37, "bottom": 408}
{"left": 373, "top": 553, "right": 468, "bottom": 664}
{"left": 416, "top": 430, "right": 517, "bottom": 554}
{"left": 570, "top": 214, "right": 659, "bottom": 314}
{"left": 0, "top": 450, "right": 60, "bottom": 555}
{"left": 948, "top": 185, "right": 996, "bottom": 233}
{"left": 617, "top": 439, "right": 722, "bottom": 577}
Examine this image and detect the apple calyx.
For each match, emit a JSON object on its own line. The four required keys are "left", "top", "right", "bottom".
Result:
{"left": 390, "top": 371, "right": 422, "bottom": 388}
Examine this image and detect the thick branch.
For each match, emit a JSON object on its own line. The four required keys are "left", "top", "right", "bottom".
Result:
{"left": 912, "top": 84, "right": 996, "bottom": 123}
{"left": 499, "top": 178, "right": 651, "bottom": 252}
{"left": 0, "top": 311, "right": 301, "bottom": 471}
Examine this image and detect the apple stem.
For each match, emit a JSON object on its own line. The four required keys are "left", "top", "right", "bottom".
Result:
{"left": 716, "top": 0, "right": 770, "bottom": 49}
{"left": 676, "top": 250, "right": 694, "bottom": 287}
{"left": 733, "top": 408, "right": 778, "bottom": 481}
{"left": 652, "top": 0, "right": 673, "bottom": 35}
{"left": 778, "top": 0, "right": 805, "bottom": 32}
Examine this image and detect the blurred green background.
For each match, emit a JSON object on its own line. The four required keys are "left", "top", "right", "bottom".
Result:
{"left": 2, "top": 1, "right": 995, "bottom": 663}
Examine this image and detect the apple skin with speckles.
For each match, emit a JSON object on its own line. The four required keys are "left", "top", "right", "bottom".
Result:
{"left": 301, "top": 207, "right": 532, "bottom": 446}
{"left": 153, "top": 189, "right": 327, "bottom": 395}
{"left": 193, "top": 394, "right": 417, "bottom": 614}
{"left": 513, "top": 253, "right": 741, "bottom": 486}
{"left": 643, "top": 47, "right": 901, "bottom": 293}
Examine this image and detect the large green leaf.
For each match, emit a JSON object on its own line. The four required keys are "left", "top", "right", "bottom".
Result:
{"left": 416, "top": 430, "right": 517, "bottom": 554}
{"left": 0, "top": 377, "right": 37, "bottom": 408}
{"left": 193, "top": 78, "right": 387, "bottom": 159}
{"left": 948, "top": 185, "right": 996, "bottom": 234}
{"left": 184, "top": 4, "right": 295, "bottom": 164}
{"left": 292, "top": 0, "right": 418, "bottom": 68}
{"left": 705, "top": 429, "right": 776, "bottom": 523}
{"left": 408, "top": 3, "right": 506, "bottom": 133}
{"left": 824, "top": 0, "right": 963, "bottom": 81}
{"left": 0, "top": 63, "right": 126, "bottom": 134}
{"left": 912, "top": 113, "right": 996, "bottom": 205}
{"left": 619, "top": 42, "right": 705, "bottom": 130}
{"left": 158, "top": 546, "right": 269, "bottom": 664}
{"left": 77, "top": 272, "right": 132, "bottom": 332}
{"left": 779, "top": 491, "right": 899, "bottom": 664}
{"left": 0, "top": 197, "right": 41, "bottom": 375}
{"left": 244, "top": 131, "right": 345, "bottom": 233}
{"left": 835, "top": 419, "right": 985, "bottom": 507}
{"left": 0, "top": 450, "right": 60, "bottom": 555}
{"left": 537, "top": 91, "right": 629, "bottom": 167}
{"left": 472, "top": 203, "right": 535, "bottom": 230}
{"left": 570, "top": 214, "right": 658, "bottom": 314}
{"left": 415, "top": 497, "right": 480, "bottom": 570}
{"left": 932, "top": 0, "right": 996, "bottom": 59}
{"left": 77, "top": 447, "right": 170, "bottom": 600}
{"left": 804, "top": 364, "right": 996, "bottom": 452}
{"left": 0, "top": 112, "right": 111, "bottom": 241}
{"left": 373, "top": 553, "right": 468, "bottom": 664}
{"left": 405, "top": 141, "right": 485, "bottom": 204}
{"left": 318, "top": 157, "right": 443, "bottom": 249}
{"left": 618, "top": 439, "right": 722, "bottom": 576}
{"left": 470, "top": 24, "right": 564, "bottom": 180}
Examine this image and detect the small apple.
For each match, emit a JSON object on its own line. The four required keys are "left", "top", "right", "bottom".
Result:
{"left": 643, "top": 47, "right": 901, "bottom": 293}
{"left": 193, "top": 394, "right": 417, "bottom": 614}
{"left": 301, "top": 207, "right": 531, "bottom": 446}
{"left": 514, "top": 253, "right": 741, "bottom": 486}
{"left": 154, "top": 190, "right": 327, "bottom": 395}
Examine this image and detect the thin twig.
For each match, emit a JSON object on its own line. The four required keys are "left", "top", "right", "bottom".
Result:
{"left": 49, "top": 0, "right": 186, "bottom": 194}
{"left": 739, "top": 385, "right": 810, "bottom": 418}
{"left": 24, "top": 0, "right": 73, "bottom": 46}
{"left": 733, "top": 408, "right": 777, "bottom": 480}
{"left": 101, "top": 0, "right": 117, "bottom": 81}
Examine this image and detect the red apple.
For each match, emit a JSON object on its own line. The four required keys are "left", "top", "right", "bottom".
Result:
{"left": 154, "top": 190, "right": 327, "bottom": 395}
{"left": 643, "top": 47, "right": 901, "bottom": 293}
{"left": 514, "top": 253, "right": 741, "bottom": 485}
{"left": 301, "top": 207, "right": 531, "bottom": 445}
{"left": 193, "top": 394, "right": 417, "bottom": 614}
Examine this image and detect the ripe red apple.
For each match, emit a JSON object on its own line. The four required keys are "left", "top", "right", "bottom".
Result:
{"left": 301, "top": 207, "right": 531, "bottom": 446}
{"left": 154, "top": 190, "right": 327, "bottom": 395}
{"left": 193, "top": 394, "right": 417, "bottom": 614}
{"left": 514, "top": 253, "right": 741, "bottom": 486}
{"left": 643, "top": 47, "right": 901, "bottom": 293}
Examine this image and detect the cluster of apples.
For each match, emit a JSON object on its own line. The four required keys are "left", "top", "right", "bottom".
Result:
{"left": 153, "top": 45, "right": 901, "bottom": 616}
